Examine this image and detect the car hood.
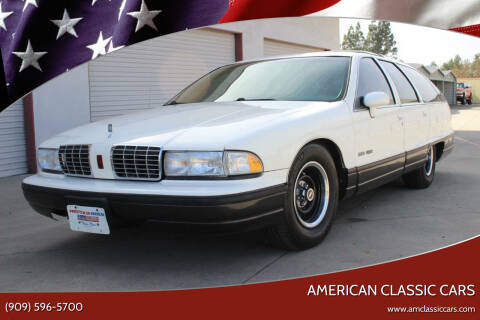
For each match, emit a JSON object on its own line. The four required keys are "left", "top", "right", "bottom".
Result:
{"left": 41, "top": 100, "right": 335, "bottom": 150}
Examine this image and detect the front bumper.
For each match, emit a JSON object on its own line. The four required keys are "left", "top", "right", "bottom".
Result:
{"left": 22, "top": 182, "right": 287, "bottom": 229}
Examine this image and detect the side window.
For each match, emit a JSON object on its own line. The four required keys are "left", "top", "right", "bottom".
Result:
{"left": 379, "top": 61, "right": 418, "bottom": 104}
{"left": 357, "top": 58, "right": 394, "bottom": 107}
{"left": 399, "top": 66, "right": 445, "bottom": 103}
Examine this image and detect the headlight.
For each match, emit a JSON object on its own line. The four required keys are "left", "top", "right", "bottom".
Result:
{"left": 37, "top": 148, "right": 62, "bottom": 173}
{"left": 163, "top": 151, "right": 263, "bottom": 177}
{"left": 226, "top": 151, "right": 263, "bottom": 175}
{"left": 164, "top": 152, "right": 225, "bottom": 176}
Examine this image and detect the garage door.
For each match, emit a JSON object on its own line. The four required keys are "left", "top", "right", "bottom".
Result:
{"left": 89, "top": 28, "right": 235, "bottom": 122}
{"left": 443, "top": 82, "right": 455, "bottom": 105}
{"left": 0, "top": 100, "right": 27, "bottom": 177}
{"left": 264, "top": 39, "right": 324, "bottom": 57}
{"left": 433, "top": 80, "right": 455, "bottom": 105}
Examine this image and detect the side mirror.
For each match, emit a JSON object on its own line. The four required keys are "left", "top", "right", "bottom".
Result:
{"left": 362, "top": 91, "right": 390, "bottom": 118}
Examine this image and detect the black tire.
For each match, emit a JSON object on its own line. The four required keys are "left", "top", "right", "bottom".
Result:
{"left": 402, "top": 145, "right": 436, "bottom": 189}
{"left": 467, "top": 95, "right": 473, "bottom": 105}
{"left": 461, "top": 94, "right": 466, "bottom": 105}
{"left": 267, "top": 144, "right": 339, "bottom": 250}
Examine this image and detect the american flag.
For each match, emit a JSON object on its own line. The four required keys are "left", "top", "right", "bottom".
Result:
{"left": 0, "top": 0, "right": 341, "bottom": 113}
{"left": 78, "top": 214, "right": 99, "bottom": 223}
{"left": 0, "top": 0, "right": 478, "bottom": 113}
{"left": 0, "top": 0, "right": 231, "bottom": 112}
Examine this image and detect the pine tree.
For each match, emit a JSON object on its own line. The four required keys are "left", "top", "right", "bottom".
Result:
{"left": 341, "top": 22, "right": 365, "bottom": 50}
{"left": 472, "top": 54, "right": 480, "bottom": 77}
{"left": 364, "top": 21, "right": 398, "bottom": 57}
{"left": 441, "top": 54, "right": 480, "bottom": 78}
{"left": 342, "top": 21, "right": 398, "bottom": 57}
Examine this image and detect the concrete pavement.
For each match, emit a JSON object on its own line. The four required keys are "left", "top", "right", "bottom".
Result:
{"left": 1, "top": 104, "right": 479, "bottom": 292}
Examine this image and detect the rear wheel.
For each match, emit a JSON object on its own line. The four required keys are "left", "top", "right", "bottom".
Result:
{"left": 467, "top": 94, "right": 473, "bottom": 105}
{"left": 267, "top": 144, "right": 339, "bottom": 250}
{"left": 402, "top": 145, "right": 436, "bottom": 189}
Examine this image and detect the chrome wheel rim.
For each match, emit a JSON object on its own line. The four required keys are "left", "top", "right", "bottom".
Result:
{"left": 293, "top": 161, "right": 330, "bottom": 228}
{"left": 425, "top": 145, "right": 434, "bottom": 176}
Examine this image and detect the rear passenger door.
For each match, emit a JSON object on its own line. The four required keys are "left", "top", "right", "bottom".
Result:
{"left": 379, "top": 61, "right": 429, "bottom": 170}
{"left": 400, "top": 65, "right": 449, "bottom": 141}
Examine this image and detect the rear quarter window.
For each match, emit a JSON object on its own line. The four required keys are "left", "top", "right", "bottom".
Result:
{"left": 399, "top": 66, "right": 446, "bottom": 103}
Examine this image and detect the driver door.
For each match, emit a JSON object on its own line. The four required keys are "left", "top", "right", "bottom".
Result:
{"left": 352, "top": 58, "right": 405, "bottom": 192}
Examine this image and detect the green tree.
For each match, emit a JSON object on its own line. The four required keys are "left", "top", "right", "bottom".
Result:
{"left": 441, "top": 54, "right": 480, "bottom": 78}
{"left": 341, "top": 22, "right": 365, "bottom": 50}
{"left": 442, "top": 55, "right": 463, "bottom": 71}
{"left": 341, "top": 21, "right": 397, "bottom": 57}
{"left": 441, "top": 60, "right": 452, "bottom": 70}
{"left": 364, "top": 21, "right": 398, "bottom": 57}
{"left": 471, "top": 53, "right": 480, "bottom": 77}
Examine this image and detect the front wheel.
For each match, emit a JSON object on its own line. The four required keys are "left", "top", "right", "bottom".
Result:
{"left": 402, "top": 145, "right": 436, "bottom": 189}
{"left": 461, "top": 94, "right": 466, "bottom": 105}
{"left": 267, "top": 144, "right": 339, "bottom": 250}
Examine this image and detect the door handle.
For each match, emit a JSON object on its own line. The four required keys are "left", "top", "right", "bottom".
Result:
{"left": 423, "top": 112, "right": 427, "bottom": 117}
{"left": 397, "top": 115, "right": 404, "bottom": 121}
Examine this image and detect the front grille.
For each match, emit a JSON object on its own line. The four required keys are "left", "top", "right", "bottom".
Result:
{"left": 58, "top": 145, "right": 91, "bottom": 176}
{"left": 111, "top": 145, "right": 161, "bottom": 181}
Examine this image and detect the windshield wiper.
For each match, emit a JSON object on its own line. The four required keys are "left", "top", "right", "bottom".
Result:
{"left": 236, "top": 98, "right": 276, "bottom": 101}
{"left": 166, "top": 100, "right": 183, "bottom": 105}
{"left": 166, "top": 98, "right": 276, "bottom": 105}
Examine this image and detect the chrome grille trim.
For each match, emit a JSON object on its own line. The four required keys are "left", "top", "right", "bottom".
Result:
{"left": 58, "top": 145, "right": 92, "bottom": 177}
{"left": 111, "top": 145, "right": 162, "bottom": 181}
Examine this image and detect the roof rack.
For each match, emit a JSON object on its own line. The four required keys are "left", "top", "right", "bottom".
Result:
{"left": 340, "top": 50, "right": 385, "bottom": 57}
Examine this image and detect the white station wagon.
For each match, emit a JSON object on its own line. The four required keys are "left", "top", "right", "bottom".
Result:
{"left": 22, "top": 51, "right": 454, "bottom": 250}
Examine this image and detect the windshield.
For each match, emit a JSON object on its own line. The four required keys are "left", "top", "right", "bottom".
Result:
{"left": 457, "top": 83, "right": 464, "bottom": 88}
{"left": 167, "top": 56, "right": 351, "bottom": 104}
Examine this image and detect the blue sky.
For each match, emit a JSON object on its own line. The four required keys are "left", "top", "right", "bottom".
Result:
{"left": 340, "top": 18, "right": 480, "bottom": 66}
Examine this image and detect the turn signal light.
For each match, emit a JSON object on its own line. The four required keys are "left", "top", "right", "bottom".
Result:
{"left": 248, "top": 153, "right": 263, "bottom": 173}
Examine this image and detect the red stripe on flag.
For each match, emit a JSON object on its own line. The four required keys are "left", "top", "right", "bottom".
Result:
{"left": 450, "top": 24, "right": 480, "bottom": 37}
{"left": 220, "top": 0, "right": 341, "bottom": 23}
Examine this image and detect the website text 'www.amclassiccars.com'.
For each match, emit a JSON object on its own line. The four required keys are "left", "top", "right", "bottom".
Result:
{"left": 387, "top": 305, "right": 476, "bottom": 313}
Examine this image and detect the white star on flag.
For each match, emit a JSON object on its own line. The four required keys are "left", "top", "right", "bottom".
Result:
{"left": 127, "top": 0, "right": 161, "bottom": 32}
{"left": 86, "top": 31, "right": 112, "bottom": 59}
{"left": 22, "top": 0, "right": 38, "bottom": 12}
{"left": 0, "top": 3, "right": 13, "bottom": 31}
{"left": 92, "top": 0, "right": 112, "bottom": 7}
{"left": 51, "top": 9, "right": 83, "bottom": 40}
{"left": 12, "top": 40, "right": 47, "bottom": 72}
